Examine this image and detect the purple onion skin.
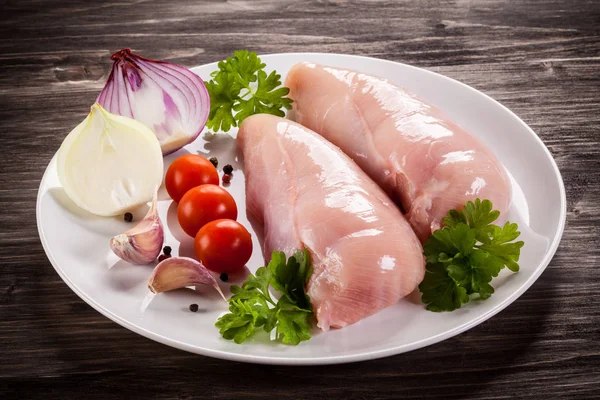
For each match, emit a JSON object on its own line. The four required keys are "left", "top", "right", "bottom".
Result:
{"left": 97, "top": 48, "right": 209, "bottom": 156}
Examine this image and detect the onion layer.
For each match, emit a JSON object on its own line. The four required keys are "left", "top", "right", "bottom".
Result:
{"left": 97, "top": 48, "right": 209, "bottom": 155}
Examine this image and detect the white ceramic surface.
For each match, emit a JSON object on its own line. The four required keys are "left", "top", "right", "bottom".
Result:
{"left": 36, "top": 53, "right": 566, "bottom": 365}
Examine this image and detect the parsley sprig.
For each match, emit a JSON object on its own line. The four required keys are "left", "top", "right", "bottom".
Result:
{"left": 205, "top": 50, "right": 293, "bottom": 132}
{"left": 216, "top": 250, "right": 313, "bottom": 345}
{"left": 419, "top": 199, "right": 525, "bottom": 312}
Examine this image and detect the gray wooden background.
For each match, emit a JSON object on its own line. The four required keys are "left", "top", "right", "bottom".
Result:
{"left": 1, "top": 0, "right": 599, "bottom": 398}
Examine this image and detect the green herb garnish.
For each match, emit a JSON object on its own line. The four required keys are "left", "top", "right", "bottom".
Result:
{"left": 206, "top": 50, "right": 293, "bottom": 132}
{"left": 419, "top": 199, "right": 524, "bottom": 312}
{"left": 216, "top": 249, "right": 313, "bottom": 345}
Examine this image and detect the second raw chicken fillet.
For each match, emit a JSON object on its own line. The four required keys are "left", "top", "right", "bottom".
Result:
{"left": 286, "top": 63, "right": 512, "bottom": 242}
{"left": 238, "top": 114, "right": 425, "bottom": 331}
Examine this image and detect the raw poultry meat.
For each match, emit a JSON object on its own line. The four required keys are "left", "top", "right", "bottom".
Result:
{"left": 237, "top": 114, "right": 425, "bottom": 331}
{"left": 286, "top": 63, "right": 511, "bottom": 242}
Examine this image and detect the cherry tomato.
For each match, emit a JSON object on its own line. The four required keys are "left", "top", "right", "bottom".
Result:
{"left": 194, "top": 219, "right": 252, "bottom": 273}
{"left": 177, "top": 185, "right": 237, "bottom": 237}
{"left": 165, "top": 154, "right": 219, "bottom": 202}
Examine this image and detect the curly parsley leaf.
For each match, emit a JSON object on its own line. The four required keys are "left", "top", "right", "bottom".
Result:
{"left": 275, "top": 295, "right": 313, "bottom": 345}
{"left": 419, "top": 261, "right": 470, "bottom": 312}
{"left": 215, "top": 250, "right": 314, "bottom": 345}
{"left": 215, "top": 297, "right": 270, "bottom": 344}
{"left": 217, "top": 49, "right": 264, "bottom": 88}
{"left": 420, "top": 198, "right": 525, "bottom": 312}
{"left": 270, "top": 249, "right": 312, "bottom": 310}
{"left": 205, "top": 71, "right": 239, "bottom": 133}
{"left": 239, "top": 266, "right": 273, "bottom": 302}
{"left": 206, "top": 50, "right": 293, "bottom": 132}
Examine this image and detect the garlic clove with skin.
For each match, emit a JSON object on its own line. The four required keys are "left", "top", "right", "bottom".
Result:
{"left": 110, "top": 190, "right": 164, "bottom": 264}
{"left": 148, "top": 257, "right": 226, "bottom": 301}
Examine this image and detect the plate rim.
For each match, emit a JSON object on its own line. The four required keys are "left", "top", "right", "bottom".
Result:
{"left": 36, "top": 52, "right": 567, "bottom": 365}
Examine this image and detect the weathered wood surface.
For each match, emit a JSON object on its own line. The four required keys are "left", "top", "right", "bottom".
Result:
{"left": 1, "top": 0, "right": 599, "bottom": 398}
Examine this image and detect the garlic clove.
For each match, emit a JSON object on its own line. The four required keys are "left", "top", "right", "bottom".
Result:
{"left": 110, "top": 189, "right": 164, "bottom": 264}
{"left": 148, "top": 257, "right": 226, "bottom": 300}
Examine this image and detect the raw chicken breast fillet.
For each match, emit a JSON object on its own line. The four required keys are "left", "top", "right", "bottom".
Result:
{"left": 286, "top": 63, "right": 511, "bottom": 241}
{"left": 238, "top": 114, "right": 425, "bottom": 331}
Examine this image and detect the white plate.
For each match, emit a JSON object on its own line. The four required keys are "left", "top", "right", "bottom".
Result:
{"left": 37, "top": 53, "right": 566, "bottom": 365}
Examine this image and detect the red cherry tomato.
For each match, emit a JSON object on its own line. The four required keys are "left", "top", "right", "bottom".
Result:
{"left": 165, "top": 154, "right": 219, "bottom": 202}
{"left": 177, "top": 185, "right": 237, "bottom": 237}
{"left": 194, "top": 219, "right": 253, "bottom": 273}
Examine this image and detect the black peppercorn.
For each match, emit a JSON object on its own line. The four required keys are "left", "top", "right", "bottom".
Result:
{"left": 163, "top": 246, "right": 172, "bottom": 256}
{"left": 223, "top": 164, "right": 233, "bottom": 174}
{"left": 189, "top": 304, "right": 199, "bottom": 312}
{"left": 209, "top": 157, "right": 218, "bottom": 168}
{"left": 219, "top": 273, "right": 229, "bottom": 282}
{"left": 124, "top": 212, "right": 133, "bottom": 222}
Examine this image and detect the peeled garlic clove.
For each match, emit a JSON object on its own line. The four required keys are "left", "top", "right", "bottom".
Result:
{"left": 148, "top": 257, "right": 226, "bottom": 300}
{"left": 110, "top": 190, "right": 164, "bottom": 264}
{"left": 57, "top": 102, "right": 163, "bottom": 216}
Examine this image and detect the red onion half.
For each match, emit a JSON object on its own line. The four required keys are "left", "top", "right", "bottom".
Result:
{"left": 97, "top": 48, "right": 209, "bottom": 155}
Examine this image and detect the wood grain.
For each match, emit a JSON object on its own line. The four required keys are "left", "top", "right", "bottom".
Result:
{"left": 1, "top": 0, "right": 599, "bottom": 398}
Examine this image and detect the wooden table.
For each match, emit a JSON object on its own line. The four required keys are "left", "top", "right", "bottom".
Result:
{"left": 1, "top": 1, "right": 599, "bottom": 398}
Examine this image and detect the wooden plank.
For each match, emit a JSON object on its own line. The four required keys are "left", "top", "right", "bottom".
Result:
{"left": 1, "top": 0, "right": 599, "bottom": 398}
